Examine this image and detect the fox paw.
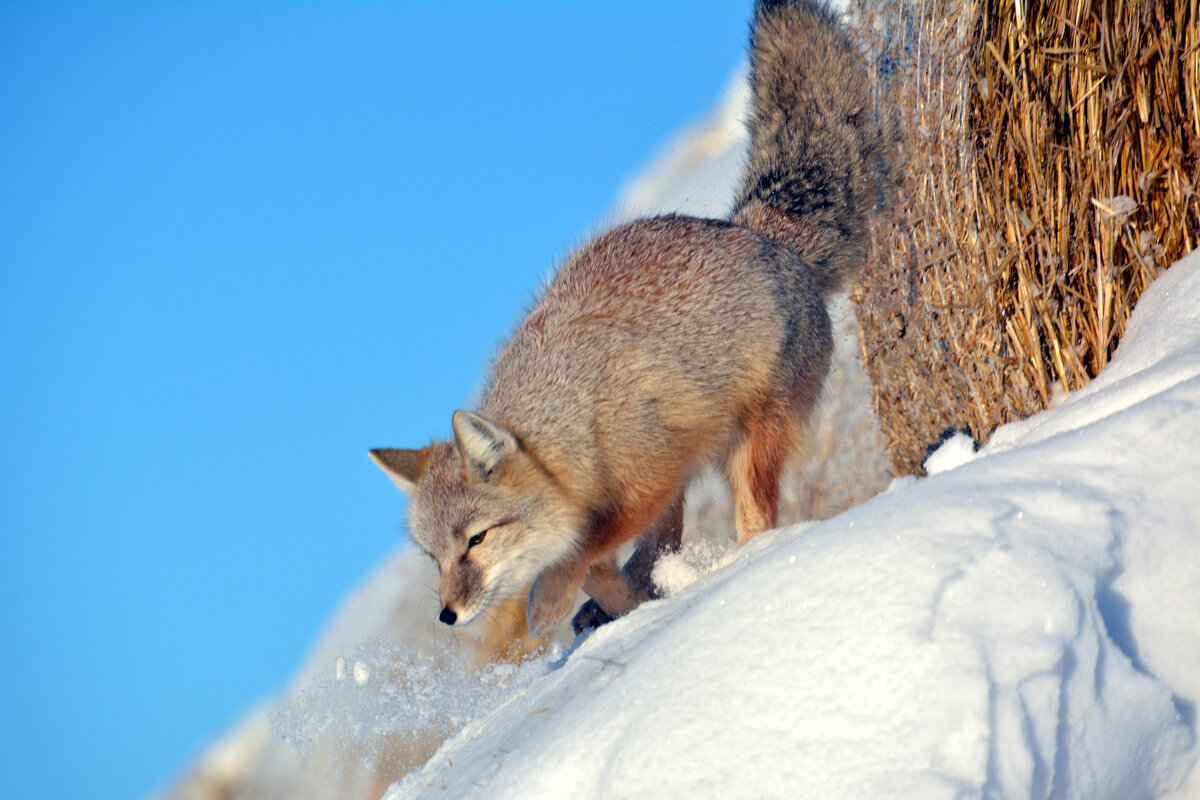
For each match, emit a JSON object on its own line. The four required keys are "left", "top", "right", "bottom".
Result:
{"left": 526, "top": 575, "right": 577, "bottom": 637}
{"left": 571, "top": 599, "right": 615, "bottom": 636}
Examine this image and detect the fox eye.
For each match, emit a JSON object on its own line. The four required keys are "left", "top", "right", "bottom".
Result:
{"left": 467, "top": 530, "right": 487, "bottom": 549}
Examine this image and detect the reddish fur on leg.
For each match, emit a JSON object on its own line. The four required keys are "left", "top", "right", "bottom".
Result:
{"left": 726, "top": 400, "right": 799, "bottom": 544}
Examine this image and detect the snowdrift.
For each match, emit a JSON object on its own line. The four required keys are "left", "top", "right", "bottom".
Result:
{"left": 384, "top": 251, "right": 1200, "bottom": 799}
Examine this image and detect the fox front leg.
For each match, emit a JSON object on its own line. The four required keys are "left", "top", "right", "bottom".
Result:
{"left": 526, "top": 556, "right": 590, "bottom": 637}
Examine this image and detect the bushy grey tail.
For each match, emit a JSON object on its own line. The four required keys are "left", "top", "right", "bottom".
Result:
{"left": 731, "top": 0, "right": 900, "bottom": 296}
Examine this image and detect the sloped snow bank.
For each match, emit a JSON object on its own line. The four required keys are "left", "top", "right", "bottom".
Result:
{"left": 386, "top": 250, "right": 1200, "bottom": 799}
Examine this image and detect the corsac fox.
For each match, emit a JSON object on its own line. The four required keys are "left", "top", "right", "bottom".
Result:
{"left": 371, "top": 0, "right": 899, "bottom": 636}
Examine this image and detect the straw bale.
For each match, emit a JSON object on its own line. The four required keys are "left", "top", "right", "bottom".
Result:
{"left": 851, "top": 0, "right": 1200, "bottom": 475}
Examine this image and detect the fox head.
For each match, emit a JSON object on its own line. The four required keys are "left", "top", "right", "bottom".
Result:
{"left": 370, "top": 410, "right": 582, "bottom": 627}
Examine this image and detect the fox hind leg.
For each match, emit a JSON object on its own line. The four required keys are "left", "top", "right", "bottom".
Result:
{"left": 724, "top": 399, "right": 801, "bottom": 545}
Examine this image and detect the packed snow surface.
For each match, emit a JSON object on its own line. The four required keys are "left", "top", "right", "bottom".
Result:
{"left": 380, "top": 250, "right": 1200, "bottom": 799}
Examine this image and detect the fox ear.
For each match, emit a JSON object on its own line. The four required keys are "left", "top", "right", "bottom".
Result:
{"left": 368, "top": 447, "right": 431, "bottom": 494}
{"left": 452, "top": 410, "right": 518, "bottom": 483}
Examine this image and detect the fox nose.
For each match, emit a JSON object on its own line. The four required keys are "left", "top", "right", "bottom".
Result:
{"left": 439, "top": 606, "right": 457, "bottom": 626}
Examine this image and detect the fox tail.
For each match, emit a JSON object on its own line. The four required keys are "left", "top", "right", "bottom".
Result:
{"left": 731, "top": 0, "right": 901, "bottom": 295}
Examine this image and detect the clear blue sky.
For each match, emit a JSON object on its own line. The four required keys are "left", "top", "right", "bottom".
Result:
{"left": 0, "top": 2, "right": 748, "bottom": 797}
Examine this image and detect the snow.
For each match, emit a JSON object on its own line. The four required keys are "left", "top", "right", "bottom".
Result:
{"left": 378, "top": 249, "right": 1200, "bottom": 799}
{"left": 924, "top": 431, "right": 977, "bottom": 475}
{"left": 274, "top": 638, "right": 536, "bottom": 781}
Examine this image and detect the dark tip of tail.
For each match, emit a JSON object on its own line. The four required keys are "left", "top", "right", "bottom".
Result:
{"left": 439, "top": 606, "right": 457, "bottom": 626}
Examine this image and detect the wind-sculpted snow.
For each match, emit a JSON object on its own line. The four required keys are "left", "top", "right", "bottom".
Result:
{"left": 386, "top": 252, "right": 1200, "bottom": 799}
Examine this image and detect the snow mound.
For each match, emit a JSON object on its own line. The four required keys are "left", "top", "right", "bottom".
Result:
{"left": 649, "top": 539, "right": 738, "bottom": 598}
{"left": 923, "top": 430, "right": 977, "bottom": 475}
{"left": 386, "top": 251, "right": 1200, "bottom": 799}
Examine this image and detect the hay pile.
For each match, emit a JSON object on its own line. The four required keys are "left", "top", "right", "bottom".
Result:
{"left": 852, "top": 0, "right": 1200, "bottom": 475}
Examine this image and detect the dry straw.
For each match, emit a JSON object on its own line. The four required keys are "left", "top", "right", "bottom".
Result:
{"left": 851, "top": 0, "right": 1200, "bottom": 475}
